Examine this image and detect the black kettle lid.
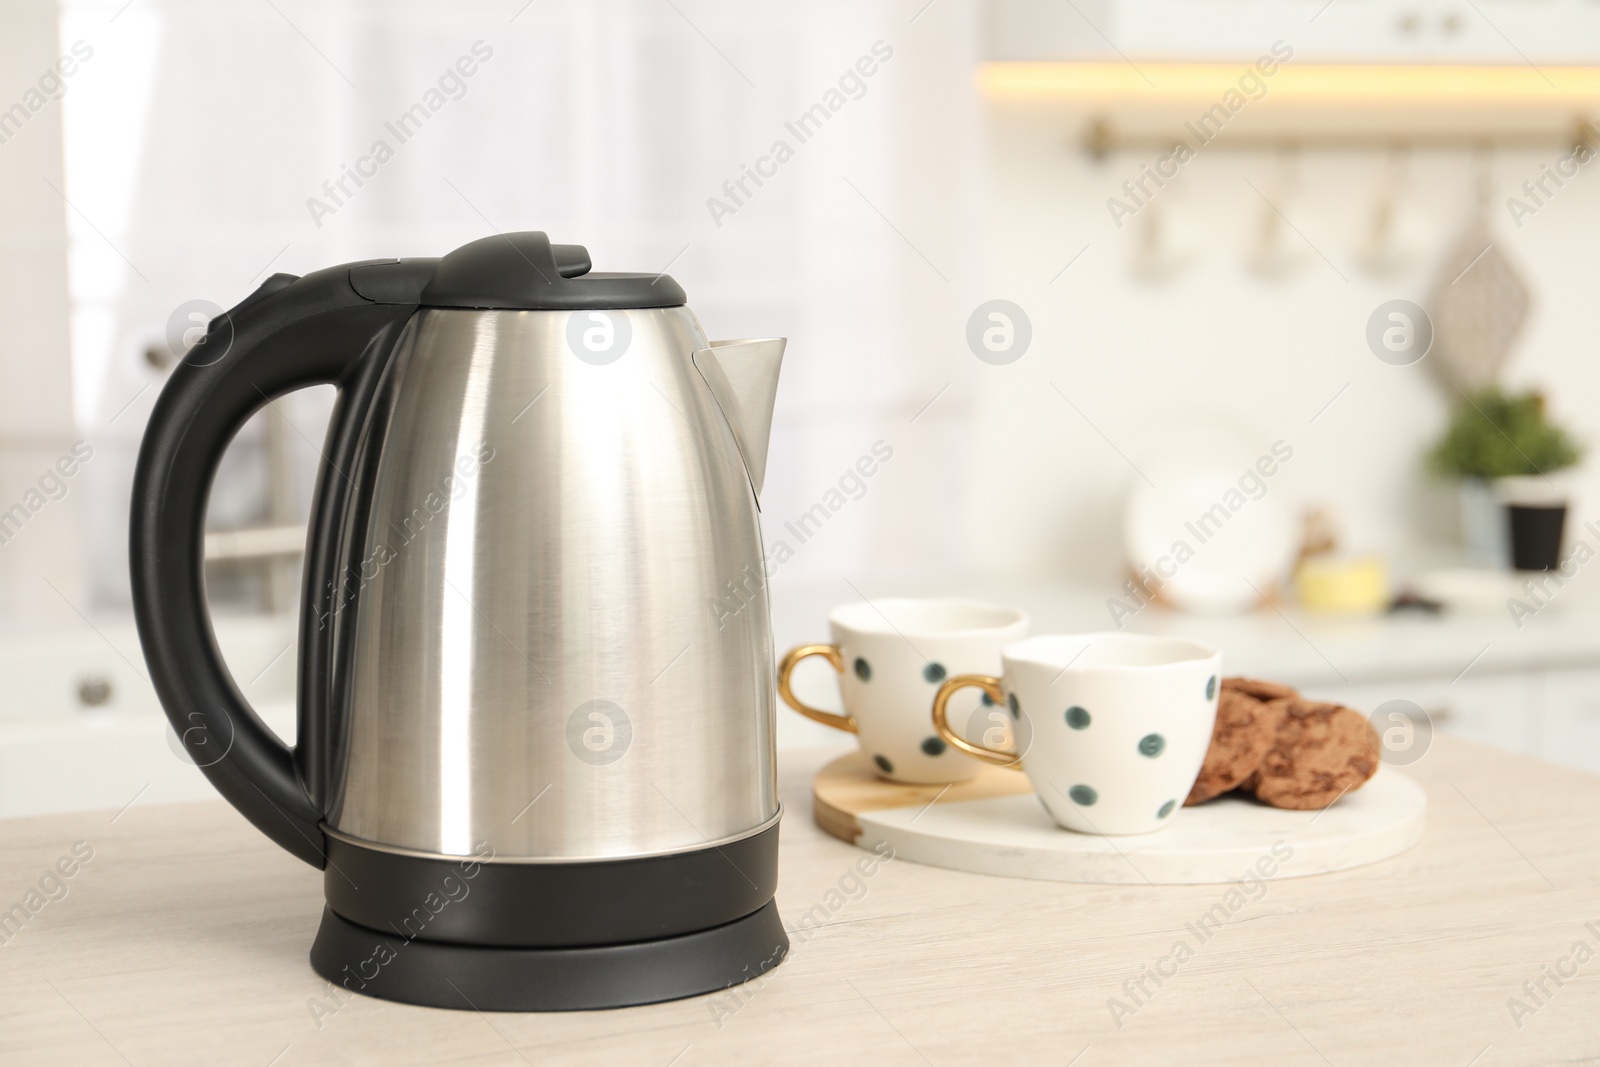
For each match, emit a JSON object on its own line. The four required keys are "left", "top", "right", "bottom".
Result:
{"left": 419, "top": 231, "right": 686, "bottom": 310}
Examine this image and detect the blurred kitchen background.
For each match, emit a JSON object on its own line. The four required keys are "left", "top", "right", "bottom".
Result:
{"left": 4, "top": 0, "right": 1600, "bottom": 815}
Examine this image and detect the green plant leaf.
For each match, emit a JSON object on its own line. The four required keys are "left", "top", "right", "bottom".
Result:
{"left": 1428, "top": 387, "right": 1583, "bottom": 480}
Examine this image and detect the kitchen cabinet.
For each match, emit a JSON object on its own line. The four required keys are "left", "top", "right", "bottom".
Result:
{"left": 4, "top": 582, "right": 1596, "bottom": 822}
{"left": 1305, "top": 671, "right": 1534, "bottom": 763}
{"left": 774, "top": 578, "right": 1600, "bottom": 778}
{"left": 1305, "top": 667, "right": 1600, "bottom": 776}
{"left": 1530, "top": 667, "right": 1600, "bottom": 772}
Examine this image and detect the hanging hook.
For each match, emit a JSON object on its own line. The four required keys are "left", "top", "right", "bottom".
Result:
{"left": 1472, "top": 141, "right": 1495, "bottom": 219}
{"left": 1247, "top": 143, "right": 1305, "bottom": 280}
{"left": 1358, "top": 141, "right": 1413, "bottom": 277}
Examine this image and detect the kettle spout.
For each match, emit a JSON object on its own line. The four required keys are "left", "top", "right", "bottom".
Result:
{"left": 692, "top": 338, "right": 786, "bottom": 499}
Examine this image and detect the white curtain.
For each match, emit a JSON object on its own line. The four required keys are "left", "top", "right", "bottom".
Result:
{"left": 61, "top": 0, "right": 983, "bottom": 610}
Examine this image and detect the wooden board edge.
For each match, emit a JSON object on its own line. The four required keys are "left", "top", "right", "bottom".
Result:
{"left": 811, "top": 792, "right": 862, "bottom": 845}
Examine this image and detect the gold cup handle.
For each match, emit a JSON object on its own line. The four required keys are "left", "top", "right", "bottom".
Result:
{"left": 777, "top": 644, "right": 857, "bottom": 733}
{"left": 932, "top": 674, "right": 1023, "bottom": 769}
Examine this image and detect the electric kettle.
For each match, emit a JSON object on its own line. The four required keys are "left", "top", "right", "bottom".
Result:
{"left": 129, "top": 232, "right": 788, "bottom": 1011}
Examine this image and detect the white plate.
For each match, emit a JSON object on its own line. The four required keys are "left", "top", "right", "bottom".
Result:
{"left": 1413, "top": 567, "right": 1527, "bottom": 613}
{"left": 1123, "top": 421, "right": 1298, "bottom": 615}
{"left": 815, "top": 754, "right": 1426, "bottom": 885}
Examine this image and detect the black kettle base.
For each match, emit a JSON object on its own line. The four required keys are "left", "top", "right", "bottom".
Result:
{"left": 309, "top": 900, "right": 789, "bottom": 1012}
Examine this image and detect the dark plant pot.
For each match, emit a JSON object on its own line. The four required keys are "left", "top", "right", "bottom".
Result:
{"left": 1505, "top": 503, "right": 1567, "bottom": 571}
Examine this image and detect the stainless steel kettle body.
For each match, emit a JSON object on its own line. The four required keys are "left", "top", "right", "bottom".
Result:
{"left": 130, "top": 232, "right": 790, "bottom": 1011}
{"left": 326, "top": 306, "right": 780, "bottom": 861}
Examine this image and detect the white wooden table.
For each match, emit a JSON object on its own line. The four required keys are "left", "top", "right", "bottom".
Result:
{"left": 2, "top": 737, "right": 1597, "bottom": 1066}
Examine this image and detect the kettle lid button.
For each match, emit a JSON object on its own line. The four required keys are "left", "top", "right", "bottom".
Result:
{"left": 419, "top": 231, "right": 686, "bottom": 311}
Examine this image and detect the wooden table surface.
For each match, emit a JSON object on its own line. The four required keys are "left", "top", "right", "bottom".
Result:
{"left": 2, "top": 737, "right": 1597, "bottom": 1066}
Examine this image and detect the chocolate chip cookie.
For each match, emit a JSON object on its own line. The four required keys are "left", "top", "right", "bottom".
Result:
{"left": 1184, "top": 688, "right": 1286, "bottom": 806}
{"left": 1248, "top": 697, "right": 1380, "bottom": 810}
{"left": 1222, "top": 676, "right": 1299, "bottom": 702}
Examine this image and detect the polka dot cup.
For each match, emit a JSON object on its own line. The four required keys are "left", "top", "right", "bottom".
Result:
{"left": 777, "top": 598, "right": 1030, "bottom": 784}
{"left": 931, "top": 633, "right": 1221, "bottom": 835}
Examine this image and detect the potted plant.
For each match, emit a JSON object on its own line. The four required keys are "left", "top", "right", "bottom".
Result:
{"left": 1428, "top": 387, "right": 1583, "bottom": 571}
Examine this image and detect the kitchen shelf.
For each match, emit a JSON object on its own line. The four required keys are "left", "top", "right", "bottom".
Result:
{"left": 979, "top": 62, "right": 1600, "bottom": 154}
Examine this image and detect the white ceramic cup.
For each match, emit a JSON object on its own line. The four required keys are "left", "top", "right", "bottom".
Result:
{"left": 931, "top": 632, "right": 1222, "bottom": 834}
{"left": 778, "top": 598, "right": 1030, "bottom": 784}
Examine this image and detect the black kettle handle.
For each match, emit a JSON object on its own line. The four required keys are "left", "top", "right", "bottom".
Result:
{"left": 129, "top": 258, "right": 433, "bottom": 867}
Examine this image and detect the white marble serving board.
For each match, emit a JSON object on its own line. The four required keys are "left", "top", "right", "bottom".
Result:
{"left": 815, "top": 754, "right": 1426, "bottom": 885}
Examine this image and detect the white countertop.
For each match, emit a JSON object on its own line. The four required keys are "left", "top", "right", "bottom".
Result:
{"left": 771, "top": 574, "right": 1600, "bottom": 690}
